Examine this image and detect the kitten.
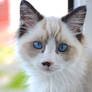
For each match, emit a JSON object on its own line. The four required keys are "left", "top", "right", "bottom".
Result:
{"left": 16, "top": 0, "right": 92, "bottom": 92}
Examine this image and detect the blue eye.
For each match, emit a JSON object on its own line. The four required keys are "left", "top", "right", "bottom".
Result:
{"left": 33, "top": 41, "right": 43, "bottom": 49}
{"left": 58, "top": 43, "right": 68, "bottom": 52}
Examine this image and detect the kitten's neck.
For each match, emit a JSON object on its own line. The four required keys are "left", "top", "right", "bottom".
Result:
{"left": 28, "top": 66, "right": 86, "bottom": 92}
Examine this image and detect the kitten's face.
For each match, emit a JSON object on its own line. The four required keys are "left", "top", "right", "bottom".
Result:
{"left": 17, "top": 0, "right": 86, "bottom": 74}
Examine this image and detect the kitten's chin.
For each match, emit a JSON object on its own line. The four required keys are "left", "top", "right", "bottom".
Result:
{"left": 43, "top": 68, "right": 54, "bottom": 72}
{"left": 41, "top": 66, "right": 60, "bottom": 73}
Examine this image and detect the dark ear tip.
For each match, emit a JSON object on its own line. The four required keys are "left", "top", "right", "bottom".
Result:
{"left": 20, "top": 0, "right": 30, "bottom": 5}
{"left": 20, "top": 0, "right": 25, "bottom": 5}
{"left": 69, "top": 5, "right": 87, "bottom": 14}
{"left": 76, "top": 5, "right": 87, "bottom": 12}
{"left": 62, "top": 5, "right": 87, "bottom": 22}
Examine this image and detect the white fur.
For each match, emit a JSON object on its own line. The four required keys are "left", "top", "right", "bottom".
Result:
{"left": 16, "top": 17, "right": 92, "bottom": 92}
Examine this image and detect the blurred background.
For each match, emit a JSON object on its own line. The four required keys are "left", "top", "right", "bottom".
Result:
{"left": 0, "top": 0, "right": 91, "bottom": 92}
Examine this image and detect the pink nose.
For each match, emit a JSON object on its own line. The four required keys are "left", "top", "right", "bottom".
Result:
{"left": 42, "top": 62, "right": 53, "bottom": 67}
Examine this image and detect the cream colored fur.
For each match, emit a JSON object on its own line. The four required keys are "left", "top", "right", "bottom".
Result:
{"left": 16, "top": 17, "right": 92, "bottom": 92}
{"left": 16, "top": 1, "right": 92, "bottom": 92}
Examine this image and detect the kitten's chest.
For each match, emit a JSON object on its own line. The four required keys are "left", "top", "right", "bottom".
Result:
{"left": 29, "top": 74, "right": 84, "bottom": 92}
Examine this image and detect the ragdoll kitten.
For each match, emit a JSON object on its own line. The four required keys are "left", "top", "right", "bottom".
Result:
{"left": 16, "top": 0, "right": 92, "bottom": 92}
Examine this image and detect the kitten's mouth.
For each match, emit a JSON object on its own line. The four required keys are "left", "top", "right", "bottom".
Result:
{"left": 42, "top": 66, "right": 60, "bottom": 72}
{"left": 43, "top": 68, "right": 53, "bottom": 72}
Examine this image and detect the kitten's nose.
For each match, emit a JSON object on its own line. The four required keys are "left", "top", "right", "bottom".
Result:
{"left": 42, "top": 62, "right": 53, "bottom": 67}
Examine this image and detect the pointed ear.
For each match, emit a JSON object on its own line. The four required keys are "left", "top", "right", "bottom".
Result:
{"left": 62, "top": 6, "right": 87, "bottom": 42}
{"left": 18, "top": 0, "right": 43, "bottom": 37}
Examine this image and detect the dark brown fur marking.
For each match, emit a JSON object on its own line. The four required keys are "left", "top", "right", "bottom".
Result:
{"left": 18, "top": 0, "right": 44, "bottom": 38}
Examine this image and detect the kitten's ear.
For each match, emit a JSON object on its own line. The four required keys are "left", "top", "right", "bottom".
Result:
{"left": 62, "top": 6, "right": 87, "bottom": 42}
{"left": 18, "top": 0, "right": 43, "bottom": 37}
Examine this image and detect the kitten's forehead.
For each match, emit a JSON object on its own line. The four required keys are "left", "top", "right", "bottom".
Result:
{"left": 23, "top": 17, "right": 63, "bottom": 43}
{"left": 44, "top": 17, "right": 62, "bottom": 38}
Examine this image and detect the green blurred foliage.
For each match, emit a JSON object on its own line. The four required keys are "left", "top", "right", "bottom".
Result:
{"left": 0, "top": 46, "right": 29, "bottom": 89}
{"left": 0, "top": 46, "right": 14, "bottom": 63}
{"left": 6, "top": 71, "right": 29, "bottom": 89}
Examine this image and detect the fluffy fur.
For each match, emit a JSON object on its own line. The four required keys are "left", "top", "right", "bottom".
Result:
{"left": 16, "top": 0, "right": 92, "bottom": 92}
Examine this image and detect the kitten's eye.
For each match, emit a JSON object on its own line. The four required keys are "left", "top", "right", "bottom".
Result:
{"left": 33, "top": 41, "right": 43, "bottom": 49}
{"left": 58, "top": 43, "right": 68, "bottom": 52}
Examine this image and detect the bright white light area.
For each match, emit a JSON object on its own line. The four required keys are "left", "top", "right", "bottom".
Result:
{"left": 0, "top": 0, "right": 4, "bottom": 2}
{"left": 28, "top": 0, "right": 68, "bottom": 17}
{"left": 9, "top": 0, "right": 68, "bottom": 31}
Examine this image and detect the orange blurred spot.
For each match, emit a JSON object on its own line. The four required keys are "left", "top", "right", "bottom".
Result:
{"left": 0, "top": 0, "right": 10, "bottom": 31}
